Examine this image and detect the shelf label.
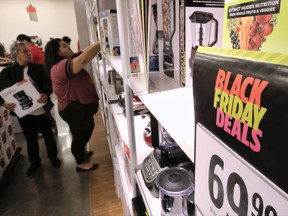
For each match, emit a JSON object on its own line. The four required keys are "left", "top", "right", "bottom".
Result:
{"left": 195, "top": 124, "right": 288, "bottom": 215}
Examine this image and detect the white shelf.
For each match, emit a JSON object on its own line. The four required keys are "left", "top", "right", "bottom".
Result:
{"left": 114, "top": 144, "right": 133, "bottom": 214}
{"left": 104, "top": 55, "right": 123, "bottom": 78}
{"left": 139, "top": 87, "right": 195, "bottom": 162}
{"left": 110, "top": 103, "right": 129, "bottom": 146}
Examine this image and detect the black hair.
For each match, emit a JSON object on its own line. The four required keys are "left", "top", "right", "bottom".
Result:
{"left": 16, "top": 34, "right": 32, "bottom": 43}
{"left": 44, "top": 38, "right": 65, "bottom": 74}
{"left": 62, "top": 36, "right": 71, "bottom": 44}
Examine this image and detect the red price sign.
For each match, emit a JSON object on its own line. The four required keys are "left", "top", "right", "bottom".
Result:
{"left": 195, "top": 124, "right": 288, "bottom": 215}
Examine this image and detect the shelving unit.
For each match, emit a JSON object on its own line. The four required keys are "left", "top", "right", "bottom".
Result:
{"left": 84, "top": 0, "right": 196, "bottom": 215}
{"left": 83, "top": 0, "right": 288, "bottom": 215}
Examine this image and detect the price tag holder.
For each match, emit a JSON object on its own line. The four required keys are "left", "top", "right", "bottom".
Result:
{"left": 195, "top": 123, "right": 288, "bottom": 215}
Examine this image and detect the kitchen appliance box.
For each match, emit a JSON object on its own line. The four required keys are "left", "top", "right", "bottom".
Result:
{"left": 183, "top": 0, "right": 224, "bottom": 87}
{"left": 99, "top": 9, "right": 120, "bottom": 56}
{"left": 222, "top": 0, "right": 288, "bottom": 54}
{"left": 146, "top": 0, "right": 182, "bottom": 84}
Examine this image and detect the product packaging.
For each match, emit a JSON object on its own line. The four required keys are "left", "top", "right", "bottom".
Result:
{"left": 99, "top": 9, "right": 120, "bottom": 56}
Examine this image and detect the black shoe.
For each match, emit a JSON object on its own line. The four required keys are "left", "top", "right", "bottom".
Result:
{"left": 27, "top": 162, "right": 41, "bottom": 176}
{"left": 50, "top": 157, "right": 61, "bottom": 167}
{"left": 76, "top": 163, "right": 99, "bottom": 172}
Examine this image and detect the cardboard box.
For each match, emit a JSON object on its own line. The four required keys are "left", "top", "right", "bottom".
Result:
{"left": 99, "top": 9, "right": 120, "bottom": 56}
{"left": 0, "top": 78, "right": 44, "bottom": 118}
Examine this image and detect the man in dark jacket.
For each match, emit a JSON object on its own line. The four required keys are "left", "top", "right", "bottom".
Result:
{"left": 0, "top": 41, "right": 61, "bottom": 176}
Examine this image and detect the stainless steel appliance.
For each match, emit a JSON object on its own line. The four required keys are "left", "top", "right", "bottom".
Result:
{"left": 156, "top": 167, "right": 194, "bottom": 215}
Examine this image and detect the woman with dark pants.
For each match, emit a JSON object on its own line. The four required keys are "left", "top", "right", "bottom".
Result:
{"left": 45, "top": 38, "right": 101, "bottom": 171}
{"left": 59, "top": 101, "right": 98, "bottom": 166}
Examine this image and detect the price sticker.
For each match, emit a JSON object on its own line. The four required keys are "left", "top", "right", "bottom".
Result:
{"left": 195, "top": 124, "right": 288, "bottom": 215}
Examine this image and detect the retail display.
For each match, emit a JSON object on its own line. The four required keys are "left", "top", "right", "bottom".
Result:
{"left": 84, "top": 0, "right": 288, "bottom": 215}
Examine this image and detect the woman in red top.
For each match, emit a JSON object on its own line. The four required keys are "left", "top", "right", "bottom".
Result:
{"left": 45, "top": 38, "right": 101, "bottom": 171}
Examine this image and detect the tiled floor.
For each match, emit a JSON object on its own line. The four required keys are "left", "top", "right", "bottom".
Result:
{"left": 0, "top": 111, "right": 92, "bottom": 216}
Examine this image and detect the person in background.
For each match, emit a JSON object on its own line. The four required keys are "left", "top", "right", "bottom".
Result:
{"left": 0, "top": 41, "right": 61, "bottom": 176}
{"left": 16, "top": 34, "right": 45, "bottom": 64}
{"left": 0, "top": 42, "right": 9, "bottom": 58}
{"left": 0, "top": 56, "right": 14, "bottom": 66}
{"left": 62, "top": 36, "right": 71, "bottom": 46}
{"left": 45, "top": 38, "right": 100, "bottom": 171}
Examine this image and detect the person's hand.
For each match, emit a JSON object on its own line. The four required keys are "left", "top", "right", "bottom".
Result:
{"left": 3, "top": 102, "right": 16, "bottom": 111}
{"left": 38, "top": 93, "right": 48, "bottom": 104}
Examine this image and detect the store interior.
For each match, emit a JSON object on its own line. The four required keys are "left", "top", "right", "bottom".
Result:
{"left": 1, "top": 0, "right": 288, "bottom": 215}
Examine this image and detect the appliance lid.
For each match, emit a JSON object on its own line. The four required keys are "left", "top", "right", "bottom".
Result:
{"left": 156, "top": 167, "right": 194, "bottom": 197}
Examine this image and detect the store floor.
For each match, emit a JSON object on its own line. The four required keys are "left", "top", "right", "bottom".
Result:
{"left": 0, "top": 109, "right": 123, "bottom": 216}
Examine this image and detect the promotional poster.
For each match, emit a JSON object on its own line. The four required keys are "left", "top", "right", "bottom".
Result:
{"left": 223, "top": 0, "right": 288, "bottom": 54}
{"left": 192, "top": 47, "right": 288, "bottom": 211}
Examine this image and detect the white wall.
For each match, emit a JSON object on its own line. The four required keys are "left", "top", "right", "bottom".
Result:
{"left": 0, "top": 0, "right": 79, "bottom": 52}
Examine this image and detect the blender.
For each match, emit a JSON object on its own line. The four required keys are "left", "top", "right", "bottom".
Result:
{"left": 141, "top": 113, "right": 191, "bottom": 197}
{"left": 189, "top": 11, "right": 218, "bottom": 78}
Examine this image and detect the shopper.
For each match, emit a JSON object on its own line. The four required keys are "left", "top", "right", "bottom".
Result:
{"left": 0, "top": 42, "right": 9, "bottom": 58}
{"left": 62, "top": 36, "right": 71, "bottom": 46}
{"left": 45, "top": 38, "right": 101, "bottom": 171}
{"left": 16, "top": 34, "right": 45, "bottom": 64}
{"left": 0, "top": 41, "right": 61, "bottom": 176}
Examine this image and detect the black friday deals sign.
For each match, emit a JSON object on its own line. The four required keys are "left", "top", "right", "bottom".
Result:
{"left": 195, "top": 124, "right": 288, "bottom": 215}
{"left": 192, "top": 47, "right": 288, "bottom": 213}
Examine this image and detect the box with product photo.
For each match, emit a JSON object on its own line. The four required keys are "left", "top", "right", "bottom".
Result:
{"left": 99, "top": 9, "right": 120, "bottom": 56}
{"left": 127, "top": 0, "right": 144, "bottom": 74}
{"left": 0, "top": 78, "right": 44, "bottom": 118}
{"left": 156, "top": 0, "right": 181, "bottom": 84}
{"left": 184, "top": 0, "right": 224, "bottom": 87}
{"left": 222, "top": 0, "right": 288, "bottom": 54}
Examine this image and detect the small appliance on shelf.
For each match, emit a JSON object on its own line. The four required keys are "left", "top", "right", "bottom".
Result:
{"left": 141, "top": 113, "right": 192, "bottom": 198}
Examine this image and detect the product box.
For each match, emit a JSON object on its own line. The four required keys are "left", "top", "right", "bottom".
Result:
{"left": 127, "top": 0, "right": 145, "bottom": 74}
{"left": 146, "top": 0, "right": 183, "bottom": 83}
{"left": 222, "top": 0, "right": 288, "bottom": 54}
{"left": 99, "top": 9, "right": 120, "bottom": 56}
{"left": 0, "top": 78, "right": 44, "bottom": 118}
{"left": 184, "top": 0, "right": 224, "bottom": 86}
{"left": 157, "top": 0, "right": 181, "bottom": 83}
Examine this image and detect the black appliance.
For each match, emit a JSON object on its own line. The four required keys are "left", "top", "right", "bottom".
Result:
{"left": 141, "top": 113, "right": 191, "bottom": 197}
{"left": 189, "top": 11, "right": 218, "bottom": 78}
{"left": 13, "top": 90, "right": 33, "bottom": 110}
